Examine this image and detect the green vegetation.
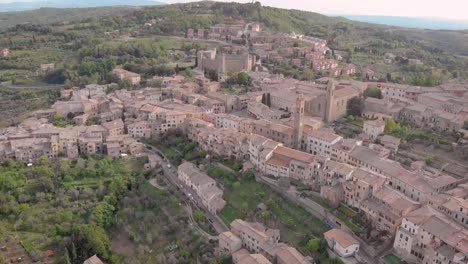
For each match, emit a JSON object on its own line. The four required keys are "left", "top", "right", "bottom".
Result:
{"left": 306, "top": 194, "right": 336, "bottom": 211}
{"left": 221, "top": 160, "right": 243, "bottom": 172}
{"left": 150, "top": 130, "right": 206, "bottom": 166}
{"left": 223, "top": 72, "right": 253, "bottom": 95}
{"left": 384, "top": 120, "right": 456, "bottom": 149}
{"left": 385, "top": 119, "right": 401, "bottom": 134}
{"left": 338, "top": 204, "right": 358, "bottom": 217}
{"left": 336, "top": 205, "right": 363, "bottom": 234}
{"left": 52, "top": 112, "right": 75, "bottom": 127}
{"left": 207, "top": 166, "right": 329, "bottom": 249}
{"left": 306, "top": 237, "right": 344, "bottom": 264}
{"left": 363, "top": 85, "right": 383, "bottom": 99}
{"left": 306, "top": 238, "right": 321, "bottom": 252}
{"left": 384, "top": 254, "right": 407, "bottom": 264}
{"left": 424, "top": 155, "right": 434, "bottom": 165}
{"left": 346, "top": 97, "right": 364, "bottom": 117}
{"left": 0, "top": 6, "right": 140, "bottom": 29}
{"left": 0, "top": 87, "right": 59, "bottom": 127}
{"left": 0, "top": 155, "right": 141, "bottom": 263}
{"left": 346, "top": 115, "right": 364, "bottom": 128}
{"left": 110, "top": 173, "right": 217, "bottom": 263}
{"left": 336, "top": 213, "right": 362, "bottom": 233}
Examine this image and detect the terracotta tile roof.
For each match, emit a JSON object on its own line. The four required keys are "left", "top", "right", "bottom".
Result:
{"left": 266, "top": 157, "right": 290, "bottom": 167}
{"left": 274, "top": 146, "right": 315, "bottom": 164}
{"left": 324, "top": 229, "right": 359, "bottom": 248}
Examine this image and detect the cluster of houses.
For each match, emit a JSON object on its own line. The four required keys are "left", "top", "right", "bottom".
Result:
{"left": 186, "top": 20, "right": 261, "bottom": 42}
{"left": 219, "top": 218, "right": 360, "bottom": 263}
{"left": 364, "top": 82, "right": 468, "bottom": 133}
{"left": 0, "top": 51, "right": 467, "bottom": 263}
{"left": 178, "top": 161, "right": 226, "bottom": 214}
{"left": 185, "top": 21, "right": 364, "bottom": 78}
{"left": 219, "top": 219, "right": 313, "bottom": 264}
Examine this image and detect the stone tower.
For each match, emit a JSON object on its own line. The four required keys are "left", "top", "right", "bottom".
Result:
{"left": 293, "top": 94, "right": 305, "bottom": 150}
{"left": 325, "top": 79, "right": 336, "bottom": 123}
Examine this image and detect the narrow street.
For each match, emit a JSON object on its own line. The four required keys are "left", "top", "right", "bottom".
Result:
{"left": 144, "top": 144, "right": 229, "bottom": 234}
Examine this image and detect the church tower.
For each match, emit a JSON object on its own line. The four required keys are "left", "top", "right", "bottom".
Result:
{"left": 293, "top": 94, "right": 305, "bottom": 150}
{"left": 325, "top": 79, "right": 336, "bottom": 123}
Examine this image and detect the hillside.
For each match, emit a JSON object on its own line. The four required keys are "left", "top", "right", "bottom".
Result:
{"left": 0, "top": 0, "right": 467, "bottom": 87}
{"left": 0, "top": 6, "right": 142, "bottom": 28}
{"left": 1, "top": 1, "right": 468, "bottom": 56}
{"left": 0, "top": 0, "right": 164, "bottom": 12}
{"left": 118, "top": 1, "right": 468, "bottom": 71}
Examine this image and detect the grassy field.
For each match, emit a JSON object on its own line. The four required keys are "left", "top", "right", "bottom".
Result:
{"left": 384, "top": 254, "right": 407, "bottom": 264}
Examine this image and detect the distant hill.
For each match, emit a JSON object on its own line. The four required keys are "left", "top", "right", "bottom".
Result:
{"left": 342, "top": 15, "right": 468, "bottom": 30}
{"left": 1, "top": 1, "right": 468, "bottom": 58}
{"left": 0, "top": 6, "right": 143, "bottom": 28}
{"left": 0, "top": 0, "right": 164, "bottom": 12}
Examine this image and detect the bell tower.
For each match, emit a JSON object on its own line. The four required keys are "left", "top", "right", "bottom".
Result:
{"left": 293, "top": 94, "right": 305, "bottom": 150}
{"left": 325, "top": 79, "right": 336, "bottom": 123}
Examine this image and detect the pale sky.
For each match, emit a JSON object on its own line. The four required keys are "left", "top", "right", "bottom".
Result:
{"left": 0, "top": 0, "right": 467, "bottom": 20}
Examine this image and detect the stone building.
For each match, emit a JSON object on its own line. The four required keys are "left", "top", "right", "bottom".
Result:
{"left": 197, "top": 49, "right": 257, "bottom": 73}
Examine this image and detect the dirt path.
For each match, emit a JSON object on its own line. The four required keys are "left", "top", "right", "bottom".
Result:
{"left": 110, "top": 232, "right": 135, "bottom": 257}
{"left": 148, "top": 178, "right": 166, "bottom": 190}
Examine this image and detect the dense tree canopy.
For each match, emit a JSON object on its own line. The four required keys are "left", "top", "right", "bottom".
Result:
{"left": 346, "top": 97, "right": 364, "bottom": 116}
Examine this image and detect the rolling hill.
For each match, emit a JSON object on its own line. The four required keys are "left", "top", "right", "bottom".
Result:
{"left": 0, "top": 6, "right": 145, "bottom": 28}
{"left": 0, "top": 0, "right": 164, "bottom": 12}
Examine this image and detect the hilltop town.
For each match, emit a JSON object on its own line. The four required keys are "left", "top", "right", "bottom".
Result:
{"left": 0, "top": 1, "right": 467, "bottom": 264}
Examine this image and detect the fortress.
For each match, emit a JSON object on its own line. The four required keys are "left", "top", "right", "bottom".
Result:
{"left": 197, "top": 49, "right": 257, "bottom": 73}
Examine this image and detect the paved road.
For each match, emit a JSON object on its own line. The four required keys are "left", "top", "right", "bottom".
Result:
{"left": 185, "top": 202, "right": 218, "bottom": 240}
{"left": 144, "top": 144, "right": 229, "bottom": 234}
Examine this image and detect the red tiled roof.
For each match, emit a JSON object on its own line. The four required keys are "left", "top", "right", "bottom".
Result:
{"left": 44, "top": 250, "right": 54, "bottom": 257}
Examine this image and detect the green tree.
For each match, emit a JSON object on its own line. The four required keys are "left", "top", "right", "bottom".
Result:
{"left": 346, "top": 97, "right": 364, "bottom": 116}
{"left": 64, "top": 248, "right": 71, "bottom": 264}
{"left": 385, "top": 119, "right": 401, "bottom": 134}
{"left": 182, "top": 68, "right": 193, "bottom": 77}
{"left": 425, "top": 155, "right": 434, "bottom": 165}
{"left": 53, "top": 113, "right": 63, "bottom": 122}
{"left": 92, "top": 201, "right": 115, "bottom": 227}
{"left": 260, "top": 211, "right": 270, "bottom": 220}
{"left": 71, "top": 242, "right": 77, "bottom": 260}
{"left": 237, "top": 72, "right": 250, "bottom": 86}
{"left": 323, "top": 257, "right": 345, "bottom": 264}
{"left": 71, "top": 224, "right": 111, "bottom": 261}
{"left": 194, "top": 210, "right": 205, "bottom": 222}
{"left": 206, "top": 70, "right": 218, "bottom": 82}
{"left": 307, "top": 238, "right": 320, "bottom": 252}
{"left": 220, "top": 255, "right": 233, "bottom": 264}
{"left": 302, "top": 68, "right": 315, "bottom": 81}
{"left": 243, "top": 170, "right": 255, "bottom": 180}
{"left": 363, "top": 86, "right": 382, "bottom": 99}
